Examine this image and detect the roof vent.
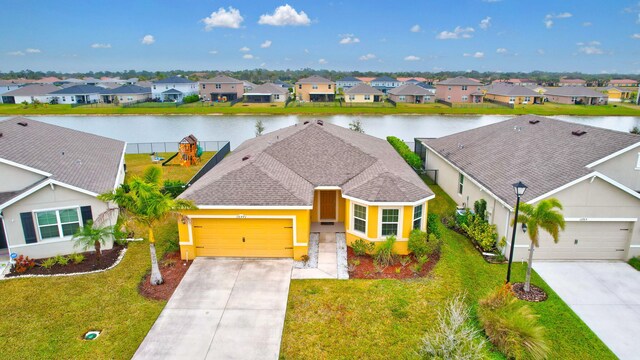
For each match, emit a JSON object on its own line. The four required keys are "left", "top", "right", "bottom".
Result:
{"left": 572, "top": 130, "right": 587, "bottom": 137}
{"left": 17, "top": 122, "right": 28, "bottom": 127}
{"left": 316, "top": 120, "right": 324, "bottom": 126}
{"left": 0, "top": 133, "right": 2, "bottom": 138}
{"left": 242, "top": 155, "right": 251, "bottom": 161}
{"left": 529, "top": 119, "right": 540, "bottom": 124}
{"left": 303, "top": 120, "right": 310, "bottom": 125}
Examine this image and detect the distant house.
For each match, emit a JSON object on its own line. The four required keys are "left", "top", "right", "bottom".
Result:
{"left": 609, "top": 79, "right": 638, "bottom": 88}
{"left": 545, "top": 87, "right": 608, "bottom": 105}
{"left": 397, "top": 77, "right": 431, "bottom": 85}
{"left": 558, "top": 78, "right": 587, "bottom": 87}
{"left": 243, "top": 83, "right": 289, "bottom": 103}
{"left": 243, "top": 80, "right": 256, "bottom": 92}
{"left": 273, "top": 80, "right": 293, "bottom": 90}
{"left": 151, "top": 76, "right": 198, "bottom": 102}
{"left": 436, "top": 76, "right": 484, "bottom": 103}
{"left": 344, "top": 83, "right": 383, "bottom": 103}
{"left": 199, "top": 75, "right": 244, "bottom": 102}
{"left": 0, "top": 80, "right": 23, "bottom": 103}
{"left": 49, "top": 85, "right": 103, "bottom": 104}
{"left": 492, "top": 78, "right": 537, "bottom": 87}
{"left": 388, "top": 84, "right": 435, "bottom": 103}
{"left": 295, "top": 75, "right": 335, "bottom": 102}
{"left": 1, "top": 84, "right": 59, "bottom": 104}
{"left": 370, "top": 76, "right": 401, "bottom": 94}
{"left": 0, "top": 117, "right": 125, "bottom": 259}
{"left": 336, "top": 76, "right": 363, "bottom": 91}
{"left": 100, "top": 85, "right": 151, "bottom": 104}
{"left": 355, "top": 77, "right": 375, "bottom": 85}
{"left": 597, "top": 86, "right": 634, "bottom": 102}
{"left": 484, "top": 83, "right": 543, "bottom": 105}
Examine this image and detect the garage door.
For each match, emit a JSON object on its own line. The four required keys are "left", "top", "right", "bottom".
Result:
{"left": 533, "top": 221, "right": 631, "bottom": 260}
{"left": 192, "top": 218, "right": 294, "bottom": 258}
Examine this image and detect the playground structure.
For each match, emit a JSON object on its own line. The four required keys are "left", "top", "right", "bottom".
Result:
{"left": 162, "top": 134, "right": 203, "bottom": 167}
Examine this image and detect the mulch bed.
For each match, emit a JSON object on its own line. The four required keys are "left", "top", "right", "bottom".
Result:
{"left": 6, "top": 245, "right": 126, "bottom": 277}
{"left": 512, "top": 282, "right": 548, "bottom": 302}
{"left": 139, "top": 252, "right": 192, "bottom": 301}
{"left": 347, "top": 247, "right": 439, "bottom": 279}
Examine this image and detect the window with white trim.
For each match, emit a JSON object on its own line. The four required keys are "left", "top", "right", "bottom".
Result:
{"left": 353, "top": 204, "right": 367, "bottom": 233}
{"left": 413, "top": 205, "right": 423, "bottom": 230}
{"left": 35, "top": 208, "right": 81, "bottom": 240}
{"left": 364, "top": 95, "right": 371, "bottom": 100}
{"left": 349, "top": 95, "right": 355, "bottom": 101}
{"left": 458, "top": 173, "right": 464, "bottom": 194}
{"left": 312, "top": 84, "right": 318, "bottom": 90}
{"left": 215, "top": 84, "right": 221, "bottom": 89}
{"left": 381, "top": 209, "right": 399, "bottom": 236}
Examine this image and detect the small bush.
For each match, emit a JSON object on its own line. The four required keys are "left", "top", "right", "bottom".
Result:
{"left": 473, "top": 199, "right": 487, "bottom": 220}
{"left": 55, "top": 255, "right": 69, "bottom": 266}
{"left": 461, "top": 215, "right": 498, "bottom": 252}
{"left": 182, "top": 94, "right": 200, "bottom": 103}
{"left": 629, "top": 256, "right": 640, "bottom": 271}
{"left": 162, "top": 180, "right": 186, "bottom": 198}
{"left": 387, "top": 136, "right": 422, "bottom": 169}
{"left": 68, "top": 253, "right": 85, "bottom": 265}
{"left": 374, "top": 235, "right": 397, "bottom": 267}
{"left": 427, "top": 213, "right": 441, "bottom": 239}
{"left": 419, "top": 295, "right": 486, "bottom": 359}
{"left": 408, "top": 229, "right": 428, "bottom": 258}
{"left": 13, "top": 255, "right": 36, "bottom": 273}
{"left": 165, "top": 238, "right": 180, "bottom": 253}
{"left": 425, "top": 234, "right": 443, "bottom": 257}
{"left": 300, "top": 254, "right": 310, "bottom": 264}
{"left": 40, "top": 257, "right": 57, "bottom": 269}
{"left": 410, "top": 263, "right": 422, "bottom": 274}
{"left": 399, "top": 256, "right": 411, "bottom": 267}
{"left": 351, "top": 238, "right": 374, "bottom": 256}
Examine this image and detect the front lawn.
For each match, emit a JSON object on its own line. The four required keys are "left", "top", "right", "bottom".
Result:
{"left": 280, "top": 181, "right": 615, "bottom": 359}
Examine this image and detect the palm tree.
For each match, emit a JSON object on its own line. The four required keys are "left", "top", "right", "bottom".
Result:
{"left": 98, "top": 167, "right": 196, "bottom": 285}
{"left": 514, "top": 198, "right": 566, "bottom": 292}
{"left": 72, "top": 221, "right": 113, "bottom": 264}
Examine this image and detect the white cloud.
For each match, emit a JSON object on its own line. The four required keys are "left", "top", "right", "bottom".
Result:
{"left": 304, "top": 49, "right": 310, "bottom": 54}
{"left": 479, "top": 17, "right": 491, "bottom": 30}
{"left": 339, "top": 34, "right": 360, "bottom": 44}
{"left": 203, "top": 7, "right": 244, "bottom": 30}
{"left": 141, "top": 35, "right": 155, "bottom": 45}
{"left": 243, "top": 54, "right": 254, "bottom": 59}
{"left": 632, "top": 34, "right": 640, "bottom": 39}
{"left": 582, "top": 22, "right": 592, "bottom": 27}
{"left": 209, "top": 50, "right": 218, "bottom": 55}
{"left": 579, "top": 46, "right": 603, "bottom": 55}
{"left": 436, "top": 26, "right": 475, "bottom": 39}
{"left": 7, "top": 51, "right": 25, "bottom": 56}
{"left": 260, "top": 40, "right": 272, "bottom": 48}
{"left": 258, "top": 4, "right": 310, "bottom": 26}
{"left": 537, "top": 49, "right": 545, "bottom": 55}
{"left": 496, "top": 48, "right": 508, "bottom": 54}
{"left": 260, "top": 62, "right": 267, "bottom": 67}
{"left": 318, "top": 58, "right": 328, "bottom": 64}
{"left": 91, "top": 43, "right": 111, "bottom": 48}
{"left": 404, "top": 55, "right": 420, "bottom": 61}
{"left": 25, "top": 48, "right": 41, "bottom": 53}
{"left": 410, "top": 24, "right": 421, "bottom": 33}
{"left": 240, "top": 46, "right": 251, "bottom": 52}
{"left": 464, "top": 52, "right": 485, "bottom": 58}
{"left": 359, "top": 53, "right": 376, "bottom": 61}
{"left": 544, "top": 12, "right": 572, "bottom": 28}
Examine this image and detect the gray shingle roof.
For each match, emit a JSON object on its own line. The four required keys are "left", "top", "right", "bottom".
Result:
{"left": 162, "top": 88, "right": 183, "bottom": 95}
{"left": 545, "top": 87, "right": 606, "bottom": 97}
{"left": 371, "top": 76, "right": 398, "bottom": 83}
{"left": 0, "top": 117, "right": 125, "bottom": 194}
{"left": 344, "top": 83, "right": 384, "bottom": 95}
{"left": 201, "top": 75, "right": 243, "bottom": 84}
{"left": 337, "top": 76, "right": 362, "bottom": 82}
{"left": 2, "top": 84, "right": 60, "bottom": 96}
{"left": 437, "top": 76, "right": 482, "bottom": 86}
{"left": 49, "top": 85, "right": 104, "bottom": 95}
{"left": 389, "top": 84, "right": 432, "bottom": 96}
{"left": 153, "top": 76, "right": 195, "bottom": 84}
{"left": 180, "top": 121, "right": 433, "bottom": 206}
{"left": 485, "top": 83, "right": 541, "bottom": 97}
{"left": 295, "top": 75, "right": 334, "bottom": 84}
{"left": 101, "top": 85, "right": 151, "bottom": 95}
{"left": 244, "top": 83, "right": 288, "bottom": 95}
{"left": 419, "top": 115, "right": 640, "bottom": 206}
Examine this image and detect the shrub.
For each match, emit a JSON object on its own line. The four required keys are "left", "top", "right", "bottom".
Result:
{"left": 13, "top": 255, "right": 36, "bottom": 273}
{"left": 478, "top": 285, "right": 549, "bottom": 360}
{"left": 419, "top": 295, "right": 486, "bottom": 359}
{"left": 40, "top": 257, "right": 57, "bottom": 269}
{"left": 351, "top": 238, "right": 374, "bottom": 256}
{"left": 54, "top": 255, "right": 69, "bottom": 266}
{"left": 408, "top": 229, "right": 428, "bottom": 258}
{"left": 456, "top": 209, "right": 472, "bottom": 228}
{"left": 427, "top": 213, "right": 441, "bottom": 239}
{"left": 473, "top": 199, "right": 487, "bottom": 220}
{"left": 461, "top": 215, "right": 498, "bottom": 252}
{"left": 425, "top": 234, "right": 443, "bottom": 257}
{"left": 182, "top": 94, "right": 200, "bottom": 103}
{"left": 68, "top": 253, "right": 85, "bottom": 265}
{"left": 162, "top": 180, "right": 186, "bottom": 198}
{"left": 410, "top": 263, "right": 422, "bottom": 274}
{"left": 399, "top": 256, "right": 411, "bottom": 267}
{"left": 387, "top": 136, "right": 422, "bottom": 169}
{"left": 374, "top": 235, "right": 397, "bottom": 267}
{"left": 629, "top": 256, "right": 640, "bottom": 271}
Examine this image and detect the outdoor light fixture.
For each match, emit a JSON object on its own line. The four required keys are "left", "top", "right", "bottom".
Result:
{"left": 506, "top": 181, "right": 527, "bottom": 283}
{"left": 522, "top": 223, "right": 528, "bottom": 233}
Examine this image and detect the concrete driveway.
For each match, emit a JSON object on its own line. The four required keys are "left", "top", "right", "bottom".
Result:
{"left": 133, "top": 258, "right": 292, "bottom": 360}
{"left": 534, "top": 261, "right": 640, "bottom": 359}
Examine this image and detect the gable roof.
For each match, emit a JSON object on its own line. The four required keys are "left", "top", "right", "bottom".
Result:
{"left": 244, "top": 83, "right": 288, "bottom": 95}
{"left": 295, "top": 75, "right": 334, "bottom": 84}
{"left": 545, "top": 87, "right": 606, "bottom": 97}
{"left": 2, "top": 84, "right": 60, "bottom": 96}
{"left": 180, "top": 121, "right": 433, "bottom": 206}
{"left": 598, "top": 86, "right": 633, "bottom": 93}
{"left": 0, "top": 117, "right": 125, "bottom": 194}
{"left": 201, "top": 74, "right": 242, "bottom": 84}
{"left": 415, "top": 83, "right": 435, "bottom": 90}
{"left": 559, "top": 78, "right": 586, "bottom": 84}
{"left": 153, "top": 76, "right": 195, "bottom": 84}
{"left": 162, "top": 88, "right": 183, "bottom": 95}
{"left": 371, "top": 76, "right": 398, "bottom": 83}
{"left": 101, "top": 85, "right": 151, "bottom": 95}
{"left": 49, "top": 85, "right": 104, "bottom": 95}
{"left": 419, "top": 115, "right": 640, "bottom": 206}
{"left": 336, "top": 76, "right": 362, "bottom": 82}
{"left": 437, "top": 76, "right": 482, "bottom": 86}
{"left": 344, "top": 83, "right": 384, "bottom": 95}
{"left": 609, "top": 79, "right": 638, "bottom": 85}
{"left": 389, "top": 84, "right": 432, "bottom": 96}
{"left": 485, "top": 83, "right": 541, "bottom": 97}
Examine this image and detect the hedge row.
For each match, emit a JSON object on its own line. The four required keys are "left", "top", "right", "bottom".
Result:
{"left": 387, "top": 136, "right": 422, "bottom": 169}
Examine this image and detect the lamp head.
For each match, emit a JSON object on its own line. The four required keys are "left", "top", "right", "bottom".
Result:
{"left": 512, "top": 181, "right": 528, "bottom": 197}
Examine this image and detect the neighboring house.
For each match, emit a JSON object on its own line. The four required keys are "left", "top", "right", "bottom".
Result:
{"left": 243, "top": 80, "right": 256, "bottom": 92}
{"left": 370, "top": 76, "right": 401, "bottom": 94}
{"left": 344, "top": 83, "right": 383, "bottom": 102}
{"left": 49, "top": 85, "right": 103, "bottom": 104}
{"left": 484, "top": 83, "right": 543, "bottom": 105}
{"left": 492, "top": 78, "right": 537, "bottom": 87}
{"left": 199, "top": 75, "right": 244, "bottom": 102}
{"left": 0, "top": 117, "right": 126, "bottom": 259}
{"left": 100, "top": 85, "right": 151, "bottom": 104}
{"left": 243, "top": 83, "right": 289, "bottom": 103}
{"left": 177, "top": 120, "right": 434, "bottom": 260}
{"left": 388, "top": 84, "right": 435, "bottom": 103}
{"left": 273, "top": 80, "right": 293, "bottom": 90}
{"left": 436, "top": 76, "right": 484, "bottom": 103}
{"left": 598, "top": 86, "right": 634, "bottom": 102}
{"left": 526, "top": 85, "right": 548, "bottom": 95}
{"left": 1, "top": 84, "right": 59, "bottom": 104}
{"left": 295, "top": 75, "right": 335, "bottom": 102}
{"left": 355, "top": 77, "right": 375, "bottom": 85}
{"left": 151, "top": 76, "right": 198, "bottom": 102}
{"left": 336, "top": 76, "right": 363, "bottom": 91}
{"left": 609, "top": 79, "right": 638, "bottom": 88}
{"left": 397, "top": 77, "right": 430, "bottom": 85}
{"left": 0, "top": 80, "right": 23, "bottom": 104}
{"left": 415, "top": 115, "right": 640, "bottom": 261}
{"left": 558, "top": 78, "right": 587, "bottom": 87}
{"left": 545, "top": 87, "right": 608, "bottom": 105}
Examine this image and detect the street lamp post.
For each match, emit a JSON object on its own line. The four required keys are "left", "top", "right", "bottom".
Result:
{"left": 506, "top": 181, "right": 528, "bottom": 284}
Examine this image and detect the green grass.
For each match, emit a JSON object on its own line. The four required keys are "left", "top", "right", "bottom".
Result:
{"left": 124, "top": 152, "right": 215, "bottom": 183}
{"left": 628, "top": 256, "right": 640, "bottom": 271}
{"left": 1, "top": 102, "right": 638, "bottom": 116}
{"left": 0, "top": 221, "right": 178, "bottom": 359}
{"left": 280, "top": 181, "right": 616, "bottom": 359}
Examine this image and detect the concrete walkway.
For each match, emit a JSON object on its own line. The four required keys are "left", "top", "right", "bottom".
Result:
{"left": 291, "top": 232, "right": 348, "bottom": 279}
{"left": 534, "top": 261, "right": 640, "bottom": 360}
{"left": 133, "top": 258, "right": 292, "bottom": 360}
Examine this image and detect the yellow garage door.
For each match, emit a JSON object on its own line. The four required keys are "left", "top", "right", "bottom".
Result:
{"left": 193, "top": 218, "right": 294, "bottom": 258}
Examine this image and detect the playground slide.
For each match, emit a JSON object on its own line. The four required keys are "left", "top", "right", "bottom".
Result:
{"left": 162, "top": 152, "right": 179, "bottom": 166}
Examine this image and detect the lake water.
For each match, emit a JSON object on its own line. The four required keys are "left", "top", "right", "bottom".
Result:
{"left": 3, "top": 114, "right": 639, "bottom": 149}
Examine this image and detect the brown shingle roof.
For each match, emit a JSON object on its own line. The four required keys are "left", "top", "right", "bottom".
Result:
{"left": 201, "top": 74, "right": 243, "bottom": 84}
{"left": 388, "top": 84, "right": 432, "bottom": 96}
{"left": 3, "top": 84, "right": 60, "bottom": 96}
{"left": 545, "top": 87, "right": 606, "bottom": 97}
{"left": 344, "top": 83, "right": 384, "bottom": 95}
{"left": 419, "top": 115, "right": 640, "bottom": 206}
{"left": 437, "top": 76, "right": 482, "bottom": 86}
{"left": 180, "top": 121, "right": 433, "bottom": 206}
{"left": 485, "top": 83, "right": 541, "bottom": 97}
{"left": 295, "top": 75, "right": 334, "bottom": 84}
{"left": 244, "top": 83, "right": 289, "bottom": 95}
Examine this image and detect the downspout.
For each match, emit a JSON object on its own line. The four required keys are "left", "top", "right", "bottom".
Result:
{"left": 0, "top": 213, "right": 12, "bottom": 260}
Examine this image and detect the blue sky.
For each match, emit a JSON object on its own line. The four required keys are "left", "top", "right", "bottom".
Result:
{"left": 2, "top": 0, "right": 640, "bottom": 73}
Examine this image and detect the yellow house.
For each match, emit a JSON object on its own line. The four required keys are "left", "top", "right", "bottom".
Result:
{"left": 294, "top": 75, "right": 335, "bottom": 102}
{"left": 484, "top": 83, "right": 543, "bottom": 105}
{"left": 177, "top": 121, "right": 434, "bottom": 260}
{"left": 343, "top": 83, "right": 384, "bottom": 103}
{"left": 598, "top": 86, "right": 633, "bottom": 102}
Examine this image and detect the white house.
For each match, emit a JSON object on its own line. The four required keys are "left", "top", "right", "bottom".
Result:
{"left": 0, "top": 80, "right": 22, "bottom": 104}
{"left": 49, "top": 85, "right": 103, "bottom": 104}
{"left": 151, "top": 76, "right": 198, "bottom": 102}
{"left": 1, "top": 84, "right": 60, "bottom": 104}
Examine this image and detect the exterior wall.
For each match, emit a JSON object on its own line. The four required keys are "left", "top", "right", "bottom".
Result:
{"left": 336, "top": 81, "right": 362, "bottom": 90}
{"left": 436, "top": 84, "right": 482, "bottom": 103}
{"left": 559, "top": 81, "right": 586, "bottom": 87}
{"left": 0, "top": 162, "right": 46, "bottom": 192}
{"left": 389, "top": 94, "right": 435, "bottom": 103}
{"left": 593, "top": 148, "right": 640, "bottom": 192}
{"left": 12, "top": 95, "right": 55, "bottom": 104}
{"left": 178, "top": 208, "right": 311, "bottom": 260}
{"left": 3, "top": 185, "right": 115, "bottom": 259}
{"left": 546, "top": 95, "right": 608, "bottom": 105}
{"left": 0, "top": 85, "right": 21, "bottom": 103}
{"left": 199, "top": 82, "right": 243, "bottom": 100}
{"left": 344, "top": 94, "right": 376, "bottom": 103}
{"left": 295, "top": 83, "right": 335, "bottom": 101}
{"left": 484, "top": 94, "right": 541, "bottom": 104}
{"left": 54, "top": 93, "right": 100, "bottom": 104}
{"left": 151, "top": 83, "right": 198, "bottom": 100}
{"left": 106, "top": 93, "right": 150, "bottom": 104}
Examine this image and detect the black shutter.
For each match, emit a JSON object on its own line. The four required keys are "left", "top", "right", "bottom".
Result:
{"left": 20, "top": 212, "right": 37, "bottom": 244}
{"left": 0, "top": 219, "right": 8, "bottom": 249}
{"left": 80, "top": 206, "right": 93, "bottom": 226}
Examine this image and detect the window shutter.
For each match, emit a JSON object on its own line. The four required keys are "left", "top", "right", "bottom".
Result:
{"left": 80, "top": 206, "right": 93, "bottom": 226}
{"left": 20, "top": 212, "right": 37, "bottom": 244}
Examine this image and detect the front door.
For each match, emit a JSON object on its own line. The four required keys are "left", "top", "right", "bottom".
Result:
{"left": 319, "top": 191, "right": 337, "bottom": 221}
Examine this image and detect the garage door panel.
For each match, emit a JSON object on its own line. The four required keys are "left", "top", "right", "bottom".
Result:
{"left": 533, "top": 222, "right": 630, "bottom": 260}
